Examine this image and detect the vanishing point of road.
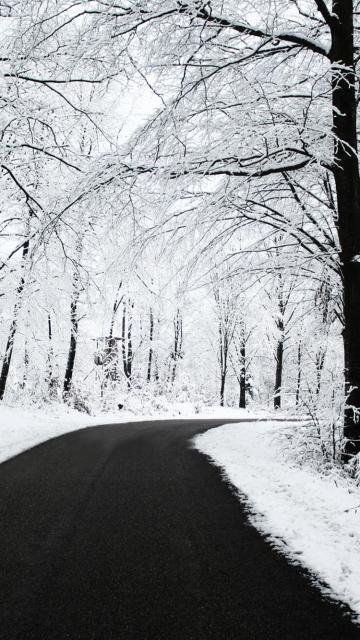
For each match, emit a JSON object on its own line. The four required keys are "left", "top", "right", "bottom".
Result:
{"left": 0, "top": 418, "right": 359, "bottom": 639}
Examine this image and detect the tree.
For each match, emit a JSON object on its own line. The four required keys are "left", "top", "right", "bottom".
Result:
{"left": 231, "top": 314, "right": 254, "bottom": 409}
{"left": 63, "top": 237, "right": 84, "bottom": 400}
{"left": 46, "top": 312, "right": 58, "bottom": 397}
{"left": 0, "top": 208, "right": 34, "bottom": 400}
{"left": 92, "top": 0, "right": 360, "bottom": 456}
{"left": 147, "top": 307, "right": 154, "bottom": 383}
{"left": 121, "top": 298, "right": 134, "bottom": 388}
{"left": 212, "top": 271, "right": 238, "bottom": 406}
{"left": 169, "top": 308, "right": 183, "bottom": 386}
{"left": 3, "top": 0, "right": 360, "bottom": 456}
{"left": 270, "top": 261, "right": 298, "bottom": 410}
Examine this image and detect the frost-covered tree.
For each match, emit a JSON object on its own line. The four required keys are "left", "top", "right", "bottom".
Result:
{"left": 76, "top": 0, "right": 359, "bottom": 457}
{"left": 2, "top": 0, "right": 360, "bottom": 462}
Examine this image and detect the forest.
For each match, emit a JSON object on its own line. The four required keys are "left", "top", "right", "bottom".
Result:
{"left": 1, "top": 0, "right": 359, "bottom": 469}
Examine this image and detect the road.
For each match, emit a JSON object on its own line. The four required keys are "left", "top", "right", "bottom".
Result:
{"left": 0, "top": 418, "right": 358, "bottom": 639}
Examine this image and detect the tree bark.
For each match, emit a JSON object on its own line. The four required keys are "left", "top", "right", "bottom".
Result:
{"left": 171, "top": 309, "right": 183, "bottom": 385}
{"left": 218, "top": 322, "right": 228, "bottom": 406}
{"left": 147, "top": 307, "right": 154, "bottom": 383}
{"left": 127, "top": 307, "right": 133, "bottom": 382}
{"left": 0, "top": 238, "right": 30, "bottom": 401}
{"left": 330, "top": 1, "right": 360, "bottom": 457}
{"left": 220, "top": 373, "right": 226, "bottom": 407}
{"left": 47, "top": 313, "right": 57, "bottom": 396}
{"left": 121, "top": 300, "right": 133, "bottom": 388}
{"left": 21, "top": 341, "right": 29, "bottom": 390}
{"left": 274, "top": 334, "right": 284, "bottom": 409}
{"left": 109, "top": 281, "right": 122, "bottom": 339}
{"left": 315, "top": 348, "right": 326, "bottom": 397}
{"left": 239, "top": 341, "right": 246, "bottom": 409}
{"left": 63, "top": 271, "right": 80, "bottom": 398}
{"left": 295, "top": 341, "right": 302, "bottom": 406}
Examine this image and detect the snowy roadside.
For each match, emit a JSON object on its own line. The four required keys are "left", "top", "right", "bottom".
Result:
{"left": 194, "top": 422, "right": 360, "bottom": 620}
{"left": 7, "top": 404, "right": 356, "bottom": 617}
{"left": 0, "top": 403, "right": 269, "bottom": 465}
{"left": 0, "top": 404, "right": 121, "bottom": 464}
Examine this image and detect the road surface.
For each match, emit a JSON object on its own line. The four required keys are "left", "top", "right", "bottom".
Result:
{"left": 0, "top": 418, "right": 358, "bottom": 639}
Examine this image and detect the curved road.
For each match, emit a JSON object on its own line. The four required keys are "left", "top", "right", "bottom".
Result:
{"left": 0, "top": 418, "right": 358, "bottom": 639}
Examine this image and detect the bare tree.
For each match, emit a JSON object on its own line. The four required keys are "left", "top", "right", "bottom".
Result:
{"left": 147, "top": 307, "right": 154, "bottom": 383}
{"left": 121, "top": 299, "right": 134, "bottom": 388}
{"left": 91, "top": 0, "right": 360, "bottom": 455}
{"left": 0, "top": 210, "right": 33, "bottom": 400}
{"left": 63, "top": 256, "right": 83, "bottom": 400}
{"left": 212, "top": 273, "right": 238, "bottom": 406}
{"left": 231, "top": 316, "right": 254, "bottom": 409}
{"left": 168, "top": 308, "right": 183, "bottom": 386}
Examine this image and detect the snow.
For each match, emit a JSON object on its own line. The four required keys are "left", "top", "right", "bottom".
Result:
{"left": 3, "top": 404, "right": 358, "bottom": 621}
{"left": 0, "top": 405, "right": 109, "bottom": 464}
{"left": 0, "top": 402, "right": 268, "bottom": 465}
{"left": 195, "top": 421, "right": 360, "bottom": 621}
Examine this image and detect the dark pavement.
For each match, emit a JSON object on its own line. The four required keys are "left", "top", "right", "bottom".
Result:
{"left": 0, "top": 418, "right": 359, "bottom": 639}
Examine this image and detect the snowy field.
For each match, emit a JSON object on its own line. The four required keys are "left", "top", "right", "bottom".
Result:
{"left": 195, "top": 422, "right": 360, "bottom": 621}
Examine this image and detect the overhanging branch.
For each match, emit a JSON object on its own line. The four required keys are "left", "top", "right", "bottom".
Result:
{"left": 193, "top": 4, "right": 330, "bottom": 57}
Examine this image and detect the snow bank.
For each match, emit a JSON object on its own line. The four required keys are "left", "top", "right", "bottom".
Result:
{"left": 0, "top": 403, "right": 268, "bottom": 465}
{"left": 195, "top": 422, "right": 360, "bottom": 620}
{"left": 0, "top": 405, "right": 108, "bottom": 464}
{"left": 0, "top": 404, "right": 158, "bottom": 464}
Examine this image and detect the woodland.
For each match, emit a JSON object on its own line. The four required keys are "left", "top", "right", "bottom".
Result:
{"left": 0, "top": 0, "right": 359, "bottom": 468}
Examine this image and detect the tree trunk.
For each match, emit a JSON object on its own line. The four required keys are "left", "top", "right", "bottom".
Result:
{"left": 218, "top": 321, "right": 228, "bottom": 406}
{"left": 295, "top": 341, "right": 302, "bottom": 406}
{"left": 47, "top": 313, "right": 57, "bottom": 396}
{"left": 127, "top": 307, "right": 133, "bottom": 382}
{"left": 147, "top": 307, "right": 154, "bottom": 383}
{"left": 121, "top": 302, "right": 127, "bottom": 378}
{"left": 0, "top": 315, "right": 20, "bottom": 401}
{"left": 154, "top": 357, "right": 160, "bottom": 383}
{"left": 274, "top": 337, "right": 284, "bottom": 409}
{"left": 331, "top": 2, "right": 360, "bottom": 457}
{"left": 171, "top": 309, "right": 183, "bottom": 385}
{"left": 315, "top": 348, "right": 326, "bottom": 397}
{"left": 121, "top": 300, "right": 133, "bottom": 388}
{"left": 63, "top": 272, "right": 80, "bottom": 398}
{"left": 239, "top": 341, "right": 246, "bottom": 409}
{"left": 154, "top": 317, "right": 160, "bottom": 383}
{"left": 0, "top": 238, "right": 30, "bottom": 401}
{"left": 109, "top": 281, "right": 122, "bottom": 339}
{"left": 22, "top": 341, "right": 29, "bottom": 390}
{"left": 220, "top": 373, "right": 226, "bottom": 407}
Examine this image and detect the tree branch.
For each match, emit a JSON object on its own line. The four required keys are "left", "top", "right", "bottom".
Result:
{"left": 178, "top": 158, "right": 312, "bottom": 178}
{"left": 17, "top": 143, "right": 81, "bottom": 171}
{"left": 313, "top": 0, "right": 335, "bottom": 27}
{"left": 1, "top": 165, "right": 43, "bottom": 210}
{"left": 194, "top": 5, "right": 330, "bottom": 57}
{"left": 5, "top": 73, "right": 117, "bottom": 84}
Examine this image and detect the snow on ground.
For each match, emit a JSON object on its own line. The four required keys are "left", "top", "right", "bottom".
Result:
{"left": 195, "top": 421, "right": 360, "bottom": 621}
{"left": 0, "top": 404, "right": 116, "bottom": 464}
{"left": 5, "top": 404, "right": 357, "bottom": 619}
{"left": 0, "top": 402, "right": 268, "bottom": 465}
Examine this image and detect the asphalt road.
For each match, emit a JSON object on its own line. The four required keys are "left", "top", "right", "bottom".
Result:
{"left": 0, "top": 418, "right": 359, "bottom": 640}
